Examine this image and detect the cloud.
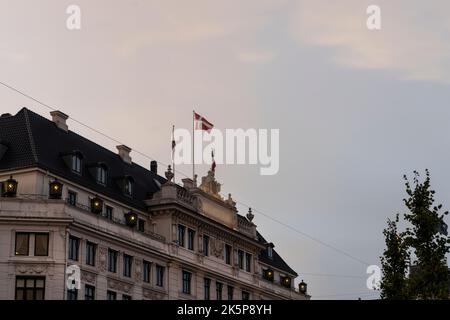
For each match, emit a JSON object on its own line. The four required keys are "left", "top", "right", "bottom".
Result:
{"left": 292, "top": 0, "right": 450, "bottom": 83}
{"left": 236, "top": 51, "right": 274, "bottom": 64}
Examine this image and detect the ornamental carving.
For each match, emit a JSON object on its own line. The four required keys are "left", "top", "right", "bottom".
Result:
{"left": 98, "top": 246, "right": 107, "bottom": 272}
{"left": 135, "top": 259, "right": 142, "bottom": 281}
{"left": 81, "top": 270, "right": 96, "bottom": 284}
{"left": 211, "top": 238, "right": 224, "bottom": 258}
{"left": 15, "top": 264, "right": 48, "bottom": 274}
{"left": 107, "top": 278, "right": 133, "bottom": 293}
{"left": 143, "top": 288, "right": 165, "bottom": 300}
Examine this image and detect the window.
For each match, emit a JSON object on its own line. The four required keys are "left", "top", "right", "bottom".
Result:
{"left": 86, "top": 241, "right": 96, "bottom": 266}
{"left": 71, "top": 155, "right": 82, "bottom": 174}
{"left": 245, "top": 253, "right": 252, "bottom": 272}
{"left": 34, "top": 233, "right": 49, "bottom": 256}
{"left": 203, "top": 235, "right": 209, "bottom": 256}
{"left": 267, "top": 246, "right": 273, "bottom": 259}
{"left": 178, "top": 225, "right": 185, "bottom": 247}
{"left": 105, "top": 206, "right": 113, "bottom": 220}
{"left": 15, "top": 233, "right": 29, "bottom": 256}
{"left": 67, "top": 289, "right": 78, "bottom": 300}
{"left": 108, "top": 249, "right": 118, "bottom": 273}
{"left": 187, "top": 229, "right": 195, "bottom": 251}
{"left": 124, "top": 178, "right": 133, "bottom": 196}
{"left": 216, "top": 282, "right": 223, "bottom": 300}
{"left": 123, "top": 254, "right": 132, "bottom": 277}
{"left": 225, "top": 244, "right": 231, "bottom": 265}
{"left": 96, "top": 166, "right": 107, "bottom": 185}
{"left": 182, "top": 271, "right": 191, "bottom": 294}
{"left": 204, "top": 278, "right": 211, "bottom": 300}
{"left": 15, "top": 276, "right": 45, "bottom": 300}
{"left": 107, "top": 291, "right": 116, "bottom": 300}
{"left": 238, "top": 250, "right": 244, "bottom": 269}
{"left": 68, "top": 236, "right": 79, "bottom": 261}
{"left": 156, "top": 265, "right": 164, "bottom": 287}
{"left": 68, "top": 191, "right": 77, "bottom": 206}
{"left": 122, "top": 294, "right": 132, "bottom": 300}
{"left": 138, "top": 219, "right": 145, "bottom": 232}
{"left": 143, "top": 260, "right": 151, "bottom": 283}
{"left": 85, "top": 285, "right": 95, "bottom": 300}
{"left": 242, "top": 291, "right": 250, "bottom": 300}
{"left": 227, "top": 286, "right": 234, "bottom": 300}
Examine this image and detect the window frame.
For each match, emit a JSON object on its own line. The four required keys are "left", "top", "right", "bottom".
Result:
{"left": 71, "top": 154, "right": 82, "bottom": 174}
{"left": 15, "top": 232, "right": 30, "bottom": 256}
{"left": 203, "top": 235, "right": 209, "bottom": 256}
{"left": 107, "top": 290, "right": 117, "bottom": 300}
{"left": 68, "top": 190, "right": 77, "bottom": 206}
{"left": 182, "top": 271, "right": 192, "bottom": 295}
{"left": 15, "top": 276, "right": 45, "bottom": 300}
{"left": 216, "top": 282, "right": 223, "bottom": 300}
{"left": 34, "top": 233, "right": 49, "bottom": 257}
{"left": 156, "top": 265, "right": 164, "bottom": 287}
{"left": 108, "top": 249, "right": 118, "bottom": 273}
{"left": 123, "top": 254, "right": 132, "bottom": 278}
{"left": 85, "top": 285, "right": 95, "bottom": 300}
{"left": 237, "top": 250, "right": 244, "bottom": 269}
{"left": 204, "top": 278, "right": 211, "bottom": 300}
{"left": 187, "top": 229, "right": 195, "bottom": 251}
{"left": 68, "top": 236, "right": 79, "bottom": 261}
{"left": 143, "top": 260, "right": 151, "bottom": 283}
{"left": 96, "top": 166, "right": 107, "bottom": 185}
{"left": 245, "top": 253, "right": 252, "bottom": 272}
{"left": 105, "top": 205, "right": 113, "bottom": 220}
{"left": 85, "top": 241, "right": 96, "bottom": 266}
{"left": 227, "top": 285, "right": 234, "bottom": 300}
{"left": 225, "top": 244, "right": 232, "bottom": 265}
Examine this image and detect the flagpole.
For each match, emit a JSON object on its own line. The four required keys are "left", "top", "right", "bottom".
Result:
{"left": 172, "top": 125, "right": 175, "bottom": 184}
{"left": 192, "top": 110, "right": 195, "bottom": 183}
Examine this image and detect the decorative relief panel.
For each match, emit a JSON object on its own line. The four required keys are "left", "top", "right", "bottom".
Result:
{"left": 15, "top": 264, "right": 48, "bottom": 275}
{"left": 98, "top": 246, "right": 107, "bottom": 272}
{"left": 81, "top": 270, "right": 96, "bottom": 284}
{"left": 107, "top": 278, "right": 133, "bottom": 293}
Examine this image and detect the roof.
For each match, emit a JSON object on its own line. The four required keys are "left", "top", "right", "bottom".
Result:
{"left": 257, "top": 231, "right": 298, "bottom": 276}
{"left": 0, "top": 108, "right": 166, "bottom": 210}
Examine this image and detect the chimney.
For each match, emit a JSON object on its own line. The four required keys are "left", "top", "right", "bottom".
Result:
{"left": 116, "top": 145, "right": 132, "bottom": 164}
{"left": 150, "top": 160, "right": 158, "bottom": 174}
{"left": 50, "top": 110, "right": 69, "bottom": 132}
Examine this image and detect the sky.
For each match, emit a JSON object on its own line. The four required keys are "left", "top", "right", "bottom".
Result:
{"left": 1, "top": 0, "right": 450, "bottom": 299}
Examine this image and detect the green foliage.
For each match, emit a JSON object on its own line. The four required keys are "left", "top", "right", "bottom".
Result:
{"left": 380, "top": 170, "right": 450, "bottom": 300}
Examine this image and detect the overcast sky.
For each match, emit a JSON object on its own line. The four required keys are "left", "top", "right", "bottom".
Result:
{"left": 1, "top": 0, "right": 450, "bottom": 299}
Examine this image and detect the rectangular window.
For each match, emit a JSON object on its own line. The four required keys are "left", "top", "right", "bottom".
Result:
{"left": 216, "top": 282, "right": 223, "bottom": 300}
{"left": 67, "top": 289, "right": 78, "bottom": 300}
{"left": 68, "top": 191, "right": 77, "bottom": 206}
{"left": 15, "top": 233, "right": 30, "bottom": 256}
{"left": 187, "top": 229, "right": 195, "bottom": 251}
{"left": 122, "top": 294, "right": 132, "bottom": 300}
{"left": 156, "top": 265, "right": 164, "bottom": 287}
{"left": 227, "top": 286, "right": 234, "bottom": 300}
{"left": 237, "top": 250, "right": 244, "bottom": 269}
{"left": 123, "top": 254, "right": 132, "bottom": 277}
{"left": 138, "top": 219, "right": 145, "bottom": 232}
{"left": 68, "top": 236, "right": 79, "bottom": 261}
{"left": 15, "top": 276, "right": 45, "bottom": 300}
{"left": 85, "top": 285, "right": 95, "bottom": 300}
{"left": 107, "top": 291, "right": 116, "bottom": 300}
{"left": 97, "top": 167, "right": 107, "bottom": 185}
{"left": 108, "top": 249, "right": 117, "bottom": 273}
{"left": 225, "top": 244, "right": 231, "bottom": 265}
{"left": 34, "top": 233, "right": 49, "bottom": 256}
{"left": 71, "top": 155, "right": 82, "bottom": 174}
{"left": 245, "top": 253, "right": 252, "bottom": 272}
{"left": 86, "top": 241, "right": 96, "bottom": 266}
{"left": 143, "top": 260, "right": 151, "bottom": 283}
{"left": 178, "top": 225, "right": 185, "bottom": 247}
{"left": 105, "top": 206, "right": 113, "bottom": 220}
{"left": 203, "top": 235, "right": 209, "bottom": 256}
{"left": 204, "top": 278, "right": 211, "bottom": 300}
{"left": 182, "top": 271, "right": 191, "bottom": 294}
{"left": 242, "top": 291, "right": 250, "bottom": 300}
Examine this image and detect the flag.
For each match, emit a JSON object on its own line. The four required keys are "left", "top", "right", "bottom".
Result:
{"left": 211, "top": 149, "right": 216, "bottom": 172}
{"left": 194, "top": 112, "right": 214, "bottom": 133}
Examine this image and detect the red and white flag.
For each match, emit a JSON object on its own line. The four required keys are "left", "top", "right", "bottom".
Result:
{"left": 194, "top": 112, "right": 214, "bottom": 133}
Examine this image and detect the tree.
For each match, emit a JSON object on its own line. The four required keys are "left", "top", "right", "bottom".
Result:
{"left": 380, "top": 214, "right": 410, "bottom": 299}
{"left": 380, "top": 170, "right": 450, "bottom": 300}
{"left": 403, "top": 170, "right": 449, "bottom": 299}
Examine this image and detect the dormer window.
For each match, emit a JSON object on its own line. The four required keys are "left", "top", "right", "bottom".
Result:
{"left": 267, "top": 245, "right": 274, "bottom": 259}
{"left": 117, "top": 176, "right": 134, "bottom": 197}
{"left": 71, "top": 154, "right": 82, "bottom": 174}
{"left": 125, "top": 178, "right": 133, "bottom": 196}
{"left": 96, "top": 166, "right": 107, "bottom": 185}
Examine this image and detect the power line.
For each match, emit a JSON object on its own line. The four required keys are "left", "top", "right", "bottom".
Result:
{"left": 0, "top": 80, "right": 371, "bottom": 268}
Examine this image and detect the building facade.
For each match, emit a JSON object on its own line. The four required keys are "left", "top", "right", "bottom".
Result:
{"left": 0, "top": 108, "right": 309, "bottom": 300}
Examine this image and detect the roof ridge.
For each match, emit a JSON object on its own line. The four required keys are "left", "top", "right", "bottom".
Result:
{"left": 22, "top": 108, "right": 39, "bottom": 163}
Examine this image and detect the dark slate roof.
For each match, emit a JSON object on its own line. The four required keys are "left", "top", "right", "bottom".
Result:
{"left": 0, "top": 108, "right": 166, "bottom": 210}
{"left": 257, "top": 231, "right": 298, "bottom": 276}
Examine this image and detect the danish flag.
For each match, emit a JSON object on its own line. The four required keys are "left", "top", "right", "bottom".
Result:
{"left": 194, "top": 112, "right": 214, "bottom": 133}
